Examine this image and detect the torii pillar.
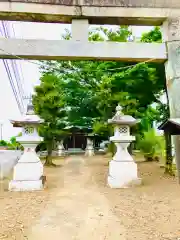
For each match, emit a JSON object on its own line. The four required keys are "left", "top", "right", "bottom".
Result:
{"left": 163, "top": 18, "right": 180, "bottom": 182}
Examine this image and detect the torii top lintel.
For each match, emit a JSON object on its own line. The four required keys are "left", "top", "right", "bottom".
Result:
{"left": 1, "top": 0, "right": 180, "bottom": 25}
{"left": 7, "top": 0, "right": 180, "bottom": 8}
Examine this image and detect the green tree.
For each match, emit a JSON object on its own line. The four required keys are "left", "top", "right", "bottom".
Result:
{"left": 141, "top": 26, "right": 162, "bottom": 43}
{"left": 41, "top": 26, "right": 165, "bottom": 116}
{"left": 137, "top": 128, "right": 165, "bottom": 161}
{"left": 33, "top": 74, "right": 66, "bottom": 166}
{"left": 38, "top": 26, "right": 166, "bottom": 157}
{"left": 10, "top": 136, "right": 16, "bottom": 145}
{"left": 8, "top": 136, "right": 23, "bottom": 150}
{"left": 0, "top": 140, "right": 8, "bottom": 146}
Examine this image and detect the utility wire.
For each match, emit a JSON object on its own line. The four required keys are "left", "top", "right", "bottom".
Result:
{"left": 0, "top": 22, "right": 24, "bottom": 113}
{"left": 2, "top": 59, "right": 22, "bottom": 112}
{"left": 3, "top": 22, "right": 24, "bottom": 109}
{"left": 0, "top": 38, "right": 179, "bottom": 78}
{"left": 0, "top": 43, "right": 159, "bottom": 73}
{"left": 0, "top": 25, "right": 23, "bottom": 113}
{"left": 3, "top": 33, "right": 179, "bottom": 73}
{"left": 11, "top": 22, "right": 26, "bottom": 96}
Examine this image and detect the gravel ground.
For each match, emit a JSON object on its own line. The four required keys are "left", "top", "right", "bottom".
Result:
{"left": 0, "top": 155, "right": 180, "bottom": 240}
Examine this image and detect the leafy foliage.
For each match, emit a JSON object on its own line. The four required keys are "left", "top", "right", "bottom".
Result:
{"left": 137, "top": 129, "right": 165, "bottom": 161}
{"left": 0, "top": 140, "right": 8, "bottom": 147}
{"left": 34, "top": 26, "right": 167, "bottom": 159}
{"left": 40, "top": 26, "right": 165, "bottom": 120}
{"left": 33, "top": 74, "right": 67, "bottom": 165}
{"left": 0, "top": 136, "right": 23, "bottom": 150}
{"left": 141, "top": 27, "right": 162, "bottom": 43}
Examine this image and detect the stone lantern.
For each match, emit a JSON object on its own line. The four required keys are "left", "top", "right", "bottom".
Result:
{"left": 107, "top": 105, "right": 141, "bottom": 188}
{"left": 9, "top": 101, "right": 45, "bottom": 191}
{"left": 57, "top": 140, "right": 65, "bottom": 156}
{"left": 85, "top": 133, "right": 95, "bottom": 157}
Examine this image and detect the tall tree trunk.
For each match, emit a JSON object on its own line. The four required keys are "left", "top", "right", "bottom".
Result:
{"left": 45, "top": 155, "right": 53, "bottom": 166}
{"left": 44, "top": 140, "right": 54, "bottom": 166}
{"left": 164, "top": 132, "right": 174, "bottom": 175}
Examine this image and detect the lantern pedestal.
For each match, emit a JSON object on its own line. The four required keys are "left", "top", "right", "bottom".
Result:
{"left": 57, "top": 141, "right": 65, "bottom": 156}
{"left": 107, "top": 139, "right": 141, "bottom": 188}
{"left": 9, "top": 143, "right": 44, "bottom": 191}
{"left": 108, "top": 161, "right": 141, "bottom": 188}
{"left": 85, "top": 138, "right": 95, "bottom": 157}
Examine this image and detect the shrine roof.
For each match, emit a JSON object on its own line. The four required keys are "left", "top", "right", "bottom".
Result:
{"left": 64, "top": 125, "right": 92, "bottom": 130}
{"left": 63, "top": 125, "right": 92, "bottom": 134}
{"left": 158, "top": 118, "right": 180, "bottom": 135}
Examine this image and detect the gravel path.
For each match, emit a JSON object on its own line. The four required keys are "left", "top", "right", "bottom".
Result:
{"left": 28, "top": 156, "right": 126, "bottom": 239}
{"left": 0, "top": 155, "right": 180, "bottom": 239}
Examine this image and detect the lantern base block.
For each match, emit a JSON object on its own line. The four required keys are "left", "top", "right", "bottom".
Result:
{"left": 85, "top": 149, "right": 95, "bottom": 157}
{"left": 8, "top": 150, "right": 44, "bottom": 191}
{"left": 57, "top": 149, "right": 66, "bottom": 156}
{"left": 9, "top": 180, "right": 43, "bottom": 191}
{"left": 107, "top": 160, "right": 141, "bottom": 188}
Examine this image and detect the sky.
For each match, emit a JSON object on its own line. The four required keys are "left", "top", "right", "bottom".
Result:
{"left": 0, "top": 22, "right": 153, "bottom": 140}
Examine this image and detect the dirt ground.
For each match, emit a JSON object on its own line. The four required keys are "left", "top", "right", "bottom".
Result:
{"left": 0, "top": 155, "right": 180, "bottom": 240}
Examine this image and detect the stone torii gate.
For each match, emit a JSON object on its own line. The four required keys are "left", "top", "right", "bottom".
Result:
{"left": 0, "top": 0, "right": 180, "bottom": 177}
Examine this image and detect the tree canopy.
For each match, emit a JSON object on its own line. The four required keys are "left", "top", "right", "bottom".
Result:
{"left": 33, "top": 25, "right": 166, "bottom": 164}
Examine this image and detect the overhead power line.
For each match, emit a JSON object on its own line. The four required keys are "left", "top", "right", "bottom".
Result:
{"left": 3, "top": 22, "right": 25, "bottom": 109}
{"left": 0, "top": 45, "right": 158, "bottom": 73}
{"left": 0, "top": 22, "right": 25, "bottom": 114}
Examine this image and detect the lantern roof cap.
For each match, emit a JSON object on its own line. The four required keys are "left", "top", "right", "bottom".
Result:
{"left": 10, "top": 101, "right": 43, "bottom": 127}
{"left": 108, "top": 104, "right": 137, "bottom": 126}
